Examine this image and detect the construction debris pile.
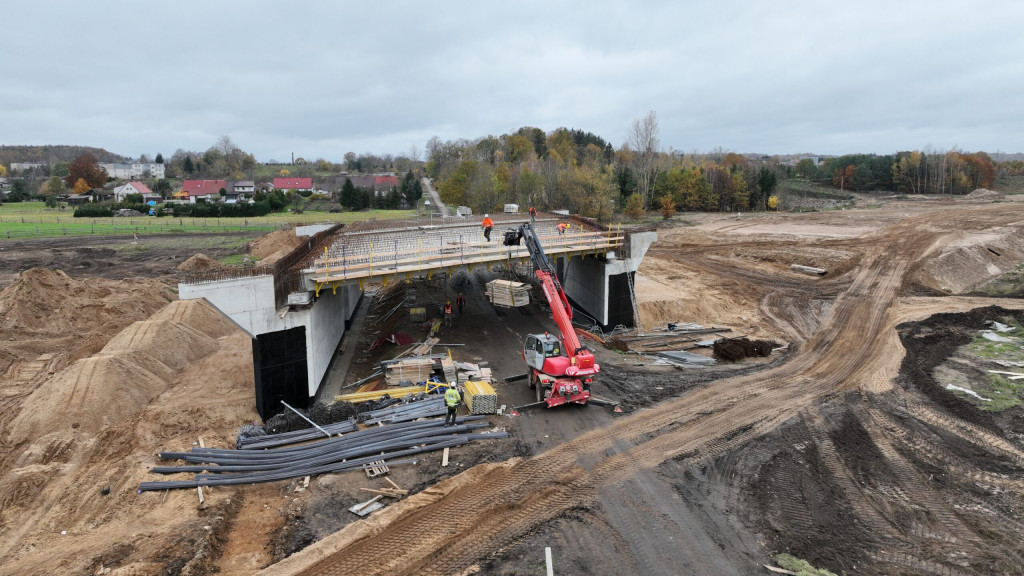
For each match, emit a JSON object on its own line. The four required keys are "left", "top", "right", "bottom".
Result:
{"left": 485, "top": 279, "right": 531, "bottom": 307}
{"left": 712, "top": 337, "right": 779, "bottom": 361}
{"left": 141, "top": 399, "right": 507, "bottom": 492}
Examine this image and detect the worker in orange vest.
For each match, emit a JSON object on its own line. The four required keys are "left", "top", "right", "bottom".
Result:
{"left": 443, "top": 301, "right": 454, "bottom": 326}
{"left": 456, "top": 292, "right": 466, "bottom": 315}
{"left": 557, "top": 222, "right": 569, "bottom": 235}
{"left": 481, "top": 214, "right": 494, "bottom": 242}
{"left": 529, "top": 206, "right": 537, "bottom": 223}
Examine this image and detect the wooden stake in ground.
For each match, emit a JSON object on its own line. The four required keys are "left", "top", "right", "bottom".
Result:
{"left": 442, "top": 447, "right": 449, "bottom": 467}
{"left": 197, "top": 437, "right": 206, "bottom": 505}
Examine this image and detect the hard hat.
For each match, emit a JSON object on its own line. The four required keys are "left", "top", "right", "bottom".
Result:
{"left": 449, "top": 381, "right": 456, "bottom": 386}
{"left": 484, "top": 214, "right": 489, "bottom": 217}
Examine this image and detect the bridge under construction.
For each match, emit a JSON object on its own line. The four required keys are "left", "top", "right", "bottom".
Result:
{"left": 179, "top": 212, "right": 656, "bottom": 418}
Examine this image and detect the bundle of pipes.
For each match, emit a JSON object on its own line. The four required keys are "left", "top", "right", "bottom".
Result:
{"left": 359, "top": 395, "right": 448, "bottom": 425}
{"left": 141, "top": 416, "right": 508, "bottom": 491}
{"left": 236, "top": 418, "right": 359, "bottom": 450}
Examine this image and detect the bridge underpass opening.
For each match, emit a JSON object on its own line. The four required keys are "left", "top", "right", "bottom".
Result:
{"left": 253, "top": 326, "right": 309, "bottom": 420}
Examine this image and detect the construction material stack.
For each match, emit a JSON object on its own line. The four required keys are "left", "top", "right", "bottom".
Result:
{"left": 463, "top": 381, "right": 498, "bottom": 414}
{"left": 485, "top": 279, "right": 531, "bottom": 307}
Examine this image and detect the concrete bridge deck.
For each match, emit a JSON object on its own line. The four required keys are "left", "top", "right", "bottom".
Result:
{"left": 302, "top": 214, "right": 625, "bottom": 295}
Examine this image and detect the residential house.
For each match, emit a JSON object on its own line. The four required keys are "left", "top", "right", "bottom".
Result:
{"left": 272, "top": 177, "right": 314, "bottom": 192}
{"left": 182, "top": 179, "right": 228, "bottom": 203}
{"left": 113, "top": 181, "right": 153, "bottom": 202}
{"left": 225, "top": 180, "right": 255, "bottom": 203}
{"left": 101, "top": 162, "right": 165, "bottom": 179}
{"left": 66, "top": 194, "right": 92, "bottom": 205}
{"left": 10, "top": 162, "right": 45, "bottom": 172}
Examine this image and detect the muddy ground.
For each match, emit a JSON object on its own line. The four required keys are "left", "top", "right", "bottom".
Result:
{"left": 2, "top": 195, "right": 1024, "bottom": 576}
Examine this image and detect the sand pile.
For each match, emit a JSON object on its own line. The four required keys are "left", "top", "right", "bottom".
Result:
{"left": 177, "top": 253, "right": 223, "bottom": 271}
{"left": 101, "top": 319, "right": 217, "bottom": 370}
{"left": 0, "top": 268, "right": 173, "bottom": 336}
{"left": 150, "top": 299, "right": 241, "bottom": 339}
{"left": 9, "top": 354, "right": 176, "bottom": 440}
{"left": 249, "top": 228, "right": 302, "bottom": 261}
{"left": 914, "top": 225, "right": 1024, "bottom": 293}
{"left": 7, "top": 299, "right": 242, "bottom": 443}
{"left": 962, "top": 188, "right": 1003, "bottom": 203}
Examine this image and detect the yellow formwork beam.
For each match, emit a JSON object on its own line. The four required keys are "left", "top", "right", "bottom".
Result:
{"left": 334, "top": 385, "right": 426, "bottom": 404}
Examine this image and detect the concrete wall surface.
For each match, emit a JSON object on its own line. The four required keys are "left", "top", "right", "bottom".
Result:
{"left": 180, "top": 275, "right": 362, "bottom": 398}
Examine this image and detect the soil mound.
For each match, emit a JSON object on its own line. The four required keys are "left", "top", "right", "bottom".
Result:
{"left": 9, "top": 354, "right": 176, "bottom": 440}
{"left": 176, "top": 253, "right": 223, "bottom": 271}
{"left": 0, "top": 268, "right": 172, "bottom": 336}
{"left": 249, "top": 228, "right": 302, "bottom": 260}
{"left": 914, "top": 225, "right": 1024, "bottom": 293}
{"left": 962, "top": 188, "right": 1003, "bottom": 203}
{"left": 150, "top": 299, "right": 241, "bottom": 339}
{"left": 101, "top": 319, "right": 217, "bottom": 370}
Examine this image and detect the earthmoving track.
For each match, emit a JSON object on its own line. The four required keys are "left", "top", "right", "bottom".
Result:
{"left": 277, "top": 204, "right": 1024, "bottom": 576}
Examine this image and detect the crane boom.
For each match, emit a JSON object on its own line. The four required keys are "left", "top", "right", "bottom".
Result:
{"left": 504, "top": 222, "right": 598, "bottom": 407}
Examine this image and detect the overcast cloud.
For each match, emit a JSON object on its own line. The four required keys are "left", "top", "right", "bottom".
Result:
{"left": 3, "top": 1, "right": 1022, "bottom": 161}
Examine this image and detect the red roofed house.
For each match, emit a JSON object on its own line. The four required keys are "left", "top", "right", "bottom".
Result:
{"left": 183, "top": 180, "right": 228, "bottom": 203}
{"left": 273, "top": 177, "right": 314, "bottom": 192}
{"left": 113, "top": 181, "right": 153, "bottom": 202}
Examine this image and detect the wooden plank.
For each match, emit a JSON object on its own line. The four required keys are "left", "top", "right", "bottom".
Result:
{"left": 354, "top": 495, "right": 382, "bottom": 512}
{"left": 384, "top": 477, "right": 402, "bottom": 491}
{"left": 442, "top": 447, "right": 449, "bottom": 467}
{"left": 197, "top": 486, "right": 204, "bottom": 505}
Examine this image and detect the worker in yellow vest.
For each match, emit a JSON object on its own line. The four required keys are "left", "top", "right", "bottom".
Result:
{"left": 444, "top": 383, "right": 462, "bottom": 426}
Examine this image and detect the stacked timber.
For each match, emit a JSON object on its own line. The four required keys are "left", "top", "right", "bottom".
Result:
{"left": 463, "top": 381, "right": 498, "bottom": 414}
{"left": 454, "top": 361, "right": 492, "bottom": 384}
{"left": 440, "top": 357, "right": 457, "bottom": 382}
{"left": 383, "top": 357, "right": 436, "bottom": 386}
{"left": 485, "top": 279, "right": 531, "bottom": 307}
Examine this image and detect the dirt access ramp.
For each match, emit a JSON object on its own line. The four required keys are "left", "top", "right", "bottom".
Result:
{"left": 0, "top": 296, "right": 258, "bottom": 576}
{"left": 260, "top": 202, "right": 1024, "bottom": 576}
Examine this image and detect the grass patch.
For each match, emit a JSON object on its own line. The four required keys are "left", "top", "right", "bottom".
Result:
{"left": 218, "top": 254, "right": 255, "bottom": 267}
{"left": 0, "top": 204, "right": 416, "bottom": 240}
{"left": 772, "top": 553, "right": 837, "bottom": 576}
{"left": 968, "top": 334, "right": 1024, "bottom": 361}
{"left": 776, "top": 179, "right": 855, "bottom": 201}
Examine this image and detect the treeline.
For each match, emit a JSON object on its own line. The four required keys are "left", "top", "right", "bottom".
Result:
{"left": 426, "top": 124, "right": 784, "bottom": 219}
{"left": 0, "top": 145, "right": 124, "bottom": 170}
{"left": 794, "top": 150, "right": 996, "bottom": 194}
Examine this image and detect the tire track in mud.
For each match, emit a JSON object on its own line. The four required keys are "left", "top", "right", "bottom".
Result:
{"left": 288, "top": 204, "right": 1024, "bottom": 576}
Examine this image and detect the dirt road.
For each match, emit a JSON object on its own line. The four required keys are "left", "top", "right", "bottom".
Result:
{"left": 263, "top": 202, "right": 1024, "bottom": 576}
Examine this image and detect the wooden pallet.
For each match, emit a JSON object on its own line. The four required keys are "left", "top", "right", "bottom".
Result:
{"left": 364, "top": 460, "right": 390, "bottom": 478}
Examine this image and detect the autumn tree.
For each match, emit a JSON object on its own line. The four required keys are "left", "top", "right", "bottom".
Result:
{"left": 658, "top": 195, "right": 676, "bottom": 219}
{"left": 73, "top": 178, "right": 92, "bottom": 195}
{"left": 64, "top": 154, "right": 108, "bottom": 189}
{"left": 627, "top": 110, "right": 660, "bottom": 208}
{"left": 0, "top": 164, "right": 6, "bottom": 177}
{"left": 438, "top": 160, "right": 477, "bottom": 207}
{"left": 623, "top": 193, "right": 645, "bottom": 220}
{"left": 43, "top": 176, "right": 65, "bottom": 197}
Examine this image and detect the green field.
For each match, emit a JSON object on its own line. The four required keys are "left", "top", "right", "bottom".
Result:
{"left": 0, "top": 203, "right": 418, "bottom": 239}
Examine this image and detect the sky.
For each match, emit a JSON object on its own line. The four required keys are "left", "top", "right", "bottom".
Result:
{"left": 3, "top": 1, "right": 1023, "bottom": 162}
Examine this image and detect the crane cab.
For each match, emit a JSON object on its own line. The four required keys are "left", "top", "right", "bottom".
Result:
{"left": 524, "top": 333, "right": 562, "bottom": 372}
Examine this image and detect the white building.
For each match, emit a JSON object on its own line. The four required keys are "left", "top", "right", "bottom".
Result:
{"left": 113, "top": 181, "right": 153, "bottom": 202}
{"left": 101, "top": 162, "right": 165, "bottom": 180}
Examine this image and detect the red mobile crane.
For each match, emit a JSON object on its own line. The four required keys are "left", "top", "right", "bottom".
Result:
{"left": 503, "top": 222, "right": 599, "bottom": 407}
